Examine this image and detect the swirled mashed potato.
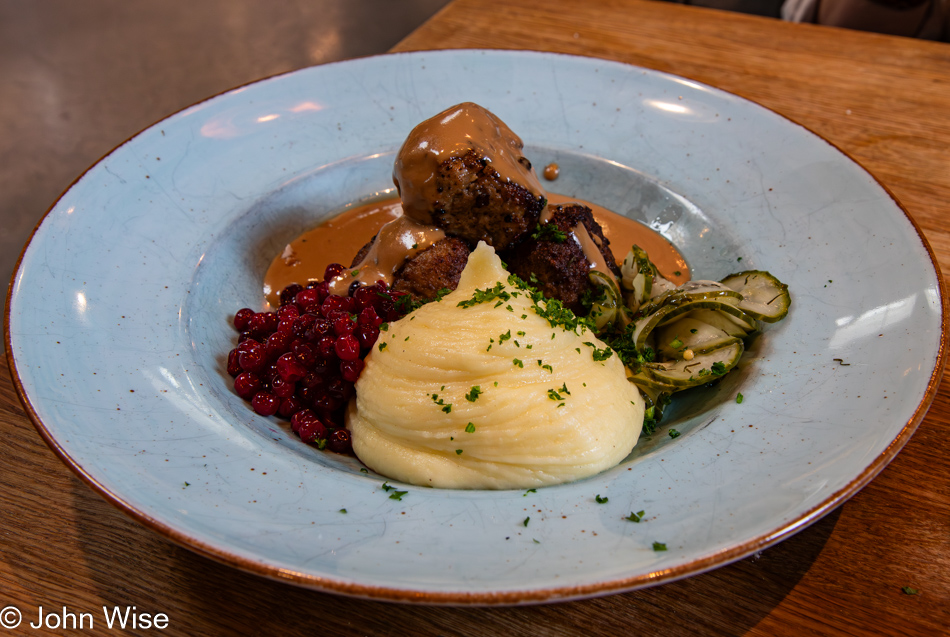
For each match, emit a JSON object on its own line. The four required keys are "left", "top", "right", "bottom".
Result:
{"left": 347, "top": 242, "right": 644, "bottom": 489}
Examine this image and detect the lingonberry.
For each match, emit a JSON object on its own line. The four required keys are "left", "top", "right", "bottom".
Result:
{"left": 292, "top": 342, "right": 318, "bottom": 368}
{"left": 357, "top": 325, "right": 380, "bottom": 351}
{"left": 275, "top": 352, "right": 307, "bottom": 382}
{"left": 278, "top": 396, "right": 303, "bottom": 418}
{"left": 234, "top": 372, "right": 263, "bottom": 400}
{"left": 279, "top": 283, "right": 304, "bottom": 307}
{"left": 320, "top": 294, "right": 349, "bottom": 316}
{"left": 324, "top": 263, "right": 346, "bottom": 281}
{"left": 227, "top": 349, "right": 242, "bottom": 377}
{"left": 327, "top": 428, "right": 353, "bottom": 454}
{"left": 340, "top": 359, "right": 364, "bottom": 383}
{"left": 297, "top": 418, "right": 328, "bottom": 444}
{"left": 358, "top": 306, "right": 382, "bottom": 328}
{"left": 271, "top": 376, "right": 295, "bottom": 399}
{"left": 251, "top": 391, "right": 280, "bottom": 416}
{"left": 317, "top": 334, "right": 338, "bottom": 360}
{"left": 331, "top": 312, "right": 356, "bottom": 336}
{"left": 295, "top": 289, "right": 321, "bottom": 313}
{"left": 238, "top": 344, "right": 267, "bottom": 373}
{"left": 233, "top": 308, "right": 255, "bottom": 331}
{"left": 334, "top": 334, "right": 360, "bottom": 361}
{"left": 276, "top": 304, "right": 299, "bottom": 322}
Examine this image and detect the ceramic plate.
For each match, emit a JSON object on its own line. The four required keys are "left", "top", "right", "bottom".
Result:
{"left": 7, "top": 50, "right": 946, "bottom": 604}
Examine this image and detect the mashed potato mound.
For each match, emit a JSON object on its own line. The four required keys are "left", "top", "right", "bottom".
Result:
{"left": 347, "top": 242, "right": 644, "bottom": 489}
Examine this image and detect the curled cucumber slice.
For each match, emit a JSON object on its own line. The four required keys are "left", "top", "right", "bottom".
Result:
{"left": 650, "top": 340, "right": 744, "bottom": 388}
{"left": 634, "top": 282, "right": 742, "bottom": 319}
{"left": 588, "top": 270, "right": 631, "bottom": 330}
{"left": 632, "top": 299, "right": 750, "bottom": 350}
{"left": 684, "top": 308, "right": 753, "bottom": 338}
{"left": 720, "top": 270, "right": 791, "bottom": 323}
{"left": 655, "top": 317, "right": 742, "bottom": 359}
{"left": 620, "top": 245, "right": 657, "bottom": 313}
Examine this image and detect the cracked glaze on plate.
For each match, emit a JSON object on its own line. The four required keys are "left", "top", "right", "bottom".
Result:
{"left": 7, "top": 50, "right": 946, "bottom": 604}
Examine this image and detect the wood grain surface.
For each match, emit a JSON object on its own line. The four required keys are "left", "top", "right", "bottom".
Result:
{"left": 3, "top": 0, "right": 949, "bottom": 635}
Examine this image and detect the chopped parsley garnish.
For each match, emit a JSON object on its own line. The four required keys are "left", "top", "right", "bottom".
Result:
{"left": 547, "top": 388, "right": 565, "bottom": 401}
{"left": 595, "top": 494, "right": 608, "bottom": 504}
{"left": 625, "top": 510, "right": 645, "bottom": 523}
{"left": 498, "top": 330, "right": 511, "bottom": 344}
{"left": 455, "top": 449, "right": 463, "bottom": 455}
{"left": 642, "top": 406, "right": 658, "bottom": 436}
{"left": 736, "top": 393, "right": 744, "bottom": 404}
{"left": 669, "top": 429, "right": 681, "bottom": 439}
{"left": 378, "top": 342, "right": 388, "bottom": 352}
{"left": 559, "top": 383, "right": 571, "bottom": 395}
{"left": 338, "top": 508, "right": 347, "bottom": 513}
{"left": 465, "top": 422, "right": 476, "bottom": 433}
{"left": 591, "top": 347, "right": 613, "bottom": 361}
{"left": 652, "top": 542, "right": 667, "bottom": 551}
{"left": 351, "top": 269, "right": 359, "bottom": 277}
{"left": 381, "top": 482, "right": 394, "bottom": 492}
{"left": 380, "top": 322, "right": 389, "bottom": 331}
{"left": 513, "top": 358, "right": 524, "bottom": 368}
{"left": 524, "top": 489, "right": 536, "bottom": 496}
{"left": 670, "top": 337, "right": 684, "bottom": 349}
{"left": 901, "top": 586, "right": 919, "bottom": 595}
{"left": 711, "top": 361, "right": 728, "bottom": 375}
{"left": 389, "top": 490, "right": 408, "bottom": 501}
{"left": 431, "top": 393, "right": 452, "bottom": 413}
{"left": 690, "top": 328, "right": 698, "bottom": 334}
{"left": 457, "top": 282, "right": 511, "bottom": 308}
{"left": 673, "top": 271, "right": 682, "bottom": 277}
{"left": 531, "top": 222, "right": 568, "bottom": 243}
{"left": 523, "top": 516, "right": 530, "bottom": 527}
{"left": 465, "top": 386, "right": 482, "bottom": 402}
{"left": 360, "top": 468, "right": 368, "bottom": 473}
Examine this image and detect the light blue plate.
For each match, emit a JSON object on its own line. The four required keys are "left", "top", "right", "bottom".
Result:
{"left": 7, "top": 50, "right": 946, "bottom": 604}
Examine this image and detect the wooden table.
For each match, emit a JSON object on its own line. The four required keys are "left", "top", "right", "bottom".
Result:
{"left": 3, "top": 0, "right": 948, "bottom": 634}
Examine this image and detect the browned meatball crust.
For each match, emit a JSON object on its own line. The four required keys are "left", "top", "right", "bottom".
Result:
{"left": 502, "top": 204, "right": 619, "bottom": 314}
{"left": 350, "top": 236, "right": 471, "bottom": 301}
{"left": 427, "top": 149, "right": 546, "bottom": 251}
{"left": 392, "top": 237, "right": 471, "bottom": 300}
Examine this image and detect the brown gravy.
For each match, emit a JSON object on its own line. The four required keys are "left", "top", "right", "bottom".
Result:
{"left": 263, "top": 195, "right": 690, "bottom": 307}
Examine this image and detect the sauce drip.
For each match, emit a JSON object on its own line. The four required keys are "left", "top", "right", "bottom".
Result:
{"left": 543, "top": 163, "right": 560, "bottom": 181}
{"left": 262, "top": 195, "right": 690, "bottom": 307}
{"left": 393, "top": 102, "right": 544, "bottom": 224}
{"left": 327, "top": 215, "right": 445, "bottom": 296}
{"left": 571, "top": 223, "right": 616, "bottom": 282}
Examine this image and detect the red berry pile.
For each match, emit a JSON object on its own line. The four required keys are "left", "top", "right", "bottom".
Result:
{"left": 227, "top": 263, "right": 411, "bottom": 454}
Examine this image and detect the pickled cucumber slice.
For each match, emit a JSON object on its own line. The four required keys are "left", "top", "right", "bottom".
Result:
{"left": 720, "top": 270, "right": 791, "bottom": 323}
{"left": 685, "top": 309, "right": 752, "bottom": 338}
{"left": 588, "top": 270, "right": 632, "bottom": 330}
{"left": 632, "top": 299, "right": 745, "bottom": 350}
{"left": 650, "top": 340, "right": 744, "bottom": 388}
{"left": 634, "top": 281, "right": 742, "bottom": 319}
{"left": 620, "top": 245, "right": 657, "bottom": 312}
{"left": 655, "top": 318, "right": 741, "bottom": 359}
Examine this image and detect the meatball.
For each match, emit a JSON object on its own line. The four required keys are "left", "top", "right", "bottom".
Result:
{"left": 393, "top": 103, "right": 547, "bottom": 251}
{"left": 503, "top": 204, "right": 619, "bottom": 314}
{"left": 350, "top": 236, "right": 471, "bottom": 301}
{"left": 425, "top": 149, "right": 546, "bottom": 251}
{"left": 392, "top": 237, "right": 471, "bottom": 300}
